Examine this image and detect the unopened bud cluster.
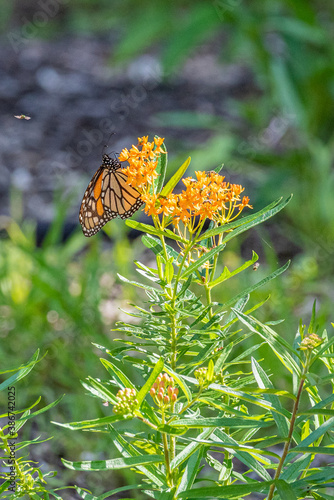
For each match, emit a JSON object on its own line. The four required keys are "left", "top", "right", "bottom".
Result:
{"left": 300, "top": 333, "right": 323, "bottom": 351}
{"left": 194, "top": 367, "right": 222, "bottom": 386}
{"left": 113, "top": 388, "right": 138, "bottom": 415}
{"left": 194, "top": 367, "right": 208, "bottom": 386}
{"left": 150, "top": 373, "right": 178, "bottom": 408}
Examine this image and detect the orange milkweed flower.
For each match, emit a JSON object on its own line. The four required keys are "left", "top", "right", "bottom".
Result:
{"left": 119, "top": 136, "right": 164, "bottom": 194}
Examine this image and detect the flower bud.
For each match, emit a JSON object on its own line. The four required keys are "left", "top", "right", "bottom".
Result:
{"left": 300, "top": 333, "right": 323, "bottom": 351}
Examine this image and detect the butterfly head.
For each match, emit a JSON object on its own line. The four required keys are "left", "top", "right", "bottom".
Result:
{"left": 102, "top": 153, "right": 112, "bottom": 164}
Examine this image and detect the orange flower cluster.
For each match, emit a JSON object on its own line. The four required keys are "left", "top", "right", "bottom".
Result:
{"left": 119, "top": 136, "right": 251, "bottom": 229}
{"left": 156, "top": 171, "right": 251, "bottom": 229}
{"left": 119, "top": 136, "right": 165, "bottom": 192}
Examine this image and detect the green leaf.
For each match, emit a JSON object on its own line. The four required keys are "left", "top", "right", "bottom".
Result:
{"left": 308, "top": 300, "right": 317, "bottom": 334}
{"left": 171, "top": 428, "right": 214, "bottom": 469}
{"left": 233, "top": 310, "right": 301, "bottom": 376}
{"left": 136, "top": 357, "right": 164, "bottom": 407}
{"left": 219, "top": 196, "right": 291, "bottom": 246}
{"left": 0, "top": 480, "right": 11, "bottom": 494}
{"left": 125, "top": 219, "right": 185, "bottom": 242}
{"left": 160, "top": 157, "right": 191, "bottom": 197}
{"left": 252, "top": 358, "right": 289, "bottom": 437}
{"left": 163, "top": 368, "right": 192, "bottom": 402}
{"left": 289, "top": 417, "right": 334, "bottom": 453}
{"left": 100, "top": 358, "right": 134, "bottom": 389}
{"left": 311, "top": 492, "right": 334, "bottom": 500}
{"left": 155, "top": 138, "right": 168, "bottom": 193}
{"left": 117, "top": 273, "right": 159, "bottom": 293}
{"left": 176, "top": 448, "right": 204, "bottom": 495}
{"left": 81, "top": 377, "right": 117, "bottom": 404}
{"left": 297, "top": 409, "right": 334, "bottom": 418}
{"left": 218, "top": 261, "right": 291, "bottom": 310}
{"left": 15, "top": 395, "right": 64, "bottom": 423}
{"left": 0, "top": 350, "right": 40, "bottom": 392}
{"left": 214, "top": 429, "right": 272, "bottom": 481}
{"left": 62, "top": 454, "right": 164, "bottom": 471}
{"left": 142, "top": 234, "right": 179, "bottom": 259}
{"left": 196, "top": 196, "right": 292, "bottom": 242}
{"left": 209, "top": 251, "right": 258, "bottom": 288}
{"left": 181, "top": 244, "right": 225, "bottom": 279}
{"left": 164, "top": 258, "right": 174, "bottom": 284}
{"left": 171, "top": 416, "right": 271, "bottom": 429}
{"left": 288, "top": 446, "right": 334, "bottom": 455}
{"left": 177, "top": 480, "right": 273, "bottom": 498}
{"left": 276, "top": 479, "right": 298, "bottom": 500}
{"left": 76, "top": 484, "right": 145, "bottom": 500}
{"left": 53, "top": 414, "right": 127, "bottom": 430}
{"left": 280, "top": 455, "right": 312, "bottom": 481}
{"left": 208, "top": 382, "right": 286, "bottom": 415}
{"left": 108, "top": 424, "right": 166, "bottom": 487}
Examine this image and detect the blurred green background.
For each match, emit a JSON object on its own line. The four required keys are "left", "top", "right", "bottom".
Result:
{"left": 1, "top": 0, "right": 334, "bottom": 497}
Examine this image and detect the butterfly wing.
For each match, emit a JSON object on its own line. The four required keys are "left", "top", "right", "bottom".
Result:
{"left": 105, "top": 169, "right": 143, "bottom": 219}
{"left": 79, "top": 157, "right": 143, "bottom": 237}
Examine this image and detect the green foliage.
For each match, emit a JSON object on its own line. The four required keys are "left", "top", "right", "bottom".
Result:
{"left": 0, "top": 351, "right": 67, "bottom": 498}
{"left": 56, "top": 153, "right": 334, "bottom": 499}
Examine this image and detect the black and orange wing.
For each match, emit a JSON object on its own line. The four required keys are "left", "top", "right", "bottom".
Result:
{"left": 79, "top": 156, "right": 143, "bottom": 237}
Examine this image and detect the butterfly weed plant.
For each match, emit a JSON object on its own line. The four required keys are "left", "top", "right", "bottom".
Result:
{"left": 58, "top": 137, "right": 334, "bottom": 500}
{"left": 0, "top": 350, "right": 66, "bottom": 498}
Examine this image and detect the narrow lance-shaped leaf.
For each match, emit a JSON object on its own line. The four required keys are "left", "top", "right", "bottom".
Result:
{"left": 0, "top": 349, "right": 40, "bottom": 392}
{"left": 209, "top": 251, "right": 258, "bottom": 288}
{"left": 53, "top": 414, "right": 128, "bottom": 430}
{"left": 233, "top": 309, "right": 301, "bottom": 376}
{"left": 100, "top": 358, "right": 134, "bottom": 389}
{"left": 108, "top": 424, "right": 167, "bottom": 487}
{"left": 163, "top": 368, "right": 192, "bottom": 402}
{"left": 15, "top": 395, "right": 64, "bottom": 423}
{"left": 214, "top": 428, "right": 272, "bottom": 481}
{"left": 160, "top": 157, "right": 191, "bottom": 197}
{"left": 176, "top": 448, "right": 204, "bottom": 495}
{"left": 252, "top": 358, "right": 289, "bottom": 437}
{"left": 136, "top": 357, "right": 164, "bottom": 407}
{"left": 181, "top": 244, "right": 225, "bottom": 279}
{"left": 196, "top": 195, "right": 292, "bottom": 242}
{"left": 171, "top": 428, "right": 214, "bottom": 469}
{"left": 221, "top": 196, "right": 292, "bottom": 247}
{"left": 287, "top": 416, "right": 334, "bottom": 459}
{"left": 142, "top": 234, "right": 179, "bottom": 260}
{"left": 170, "top": 416, "right": 272, "bottom": 428}
{"left": 62, "top": 454, "right": 164, "bottom": 471}
{"left": 81, "top": 377, "right": 117, "bottom": 404}
{"left": 275, "top": 479, "right": 298, "bottom": 500}
{"left": 155, "top": 138, "right": 168, "bottom": 193}
{"left": 218, "top": 260, "right": 290, "bottom": 310}
{"left": 126, "top": 220, "right": 185, "bottom": 242}
{"left": 177, "top": 480, "right": 273, "bottom": 498}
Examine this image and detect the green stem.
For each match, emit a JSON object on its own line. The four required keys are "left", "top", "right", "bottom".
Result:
{"left": 0, "top": 428, "right": 25, "bottom": 485}
{"left": 205, "top": 284, "right": 213, "bottom": 319}
{"left": 210, "top": 231, "right": 224, "bottom": 283}
{"left": 161, "top": 410, "right": 172, "bottom": 486}
{"left": 267, "top": 359, "right": 309, "bottom": 500}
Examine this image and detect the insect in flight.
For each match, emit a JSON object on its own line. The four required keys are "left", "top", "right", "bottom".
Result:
{"left": 79, "top": 154, "right": 143, "bottom": 237}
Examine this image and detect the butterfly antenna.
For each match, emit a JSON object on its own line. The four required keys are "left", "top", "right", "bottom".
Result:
{"left": 101, "top": 132, "right": 116, "bottom": 156}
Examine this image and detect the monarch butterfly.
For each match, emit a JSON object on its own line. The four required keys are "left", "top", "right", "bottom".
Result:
{"left": 79, "top": 154, "right": 143, "bottom": 237}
